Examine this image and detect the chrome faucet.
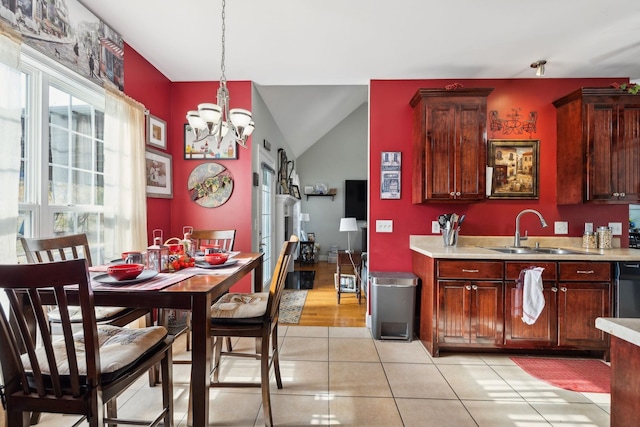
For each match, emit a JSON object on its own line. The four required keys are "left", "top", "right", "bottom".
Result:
{"left": 514, "top": 209, "right": 548, "bottom": 247}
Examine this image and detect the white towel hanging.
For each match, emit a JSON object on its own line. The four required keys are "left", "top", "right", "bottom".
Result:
{"left": 521, "top": 267, "right": 545, "bottom": 325}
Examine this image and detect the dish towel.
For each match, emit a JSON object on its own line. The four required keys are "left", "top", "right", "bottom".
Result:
{"left": 521, "top": 267, "right": 545, "bottom": 325}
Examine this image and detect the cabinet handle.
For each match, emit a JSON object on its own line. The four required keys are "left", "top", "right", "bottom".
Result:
{"left": 576, "top": 270, "right": 594, "bottom": 275}
{"left": 551, "top": 287, "right": 558, "bottom": 292}
{"left": 613, "top": 192, "right": 620, "bottom": 197}
{"left": 450, "top": 192, "right": 455, "bottom": 197}
{"left": 455, "top": 191, "right": 461, "bottom": 196}
{"left": 465, "top": 285, "right": 472, "bottom": 290}
{"left": 620, "top": 192, "right": 626, "bottom": 197}
{"left": 462, "top": 269, "right": 480, "bottom": 273}
{"left": 472, "top": 285, "right": 478, "bottom": 290}
{"left": 560, "top": 287, "right": 567, "bottom": 292}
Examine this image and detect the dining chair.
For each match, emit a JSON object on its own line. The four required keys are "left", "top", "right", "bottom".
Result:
{"left": 20, "top": 234, "right": 151, "bottom": 328}
{"left": 0, "top": 258, "right": 174, "bottom": 427}
{"left": 164, "top": 229, "right": 236, "bottom": 351}
{"left": 205, "top": 235, "right": 298, "bottom": 427}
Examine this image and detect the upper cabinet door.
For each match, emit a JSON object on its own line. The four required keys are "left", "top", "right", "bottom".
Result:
{"left": 411, "top": 88, "right": 493, "bottom": 204}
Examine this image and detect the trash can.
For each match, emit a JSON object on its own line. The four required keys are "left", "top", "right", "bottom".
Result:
{"left": 370, "top": 271, "right": 418, "bottom": 341}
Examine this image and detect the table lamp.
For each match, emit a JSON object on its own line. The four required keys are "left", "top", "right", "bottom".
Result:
{"left": 300, "top": 213, "right": 310, "bottom": 240}
{"left": 339, "top": 217, "right": 358, "bottom": 253}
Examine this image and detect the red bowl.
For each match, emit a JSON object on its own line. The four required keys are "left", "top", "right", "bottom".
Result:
{"left": 107, "top": 263, "right": 144, "bottom": 280}
{"left": 168, "top": 244, "right": 183, "bottom": 253}
{"left": 200, "top": 244, "right": 221, "bottom": 254}
{"left": 205, "top": 253, "right": 229, "bottom": 265}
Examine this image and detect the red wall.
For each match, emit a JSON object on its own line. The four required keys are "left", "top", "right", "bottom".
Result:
{"left": 124, "top": 44, "right": 254, "bottom": 292}
{"left": 369, "top": 78, "right": 630, "bottom": 273}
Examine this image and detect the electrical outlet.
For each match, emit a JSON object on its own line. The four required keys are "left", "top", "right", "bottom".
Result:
{"left": 554, "top": 221, "right": 569, "bottom": 234}
{"left": 609, "top": 222, "right": 623, "bottom": 235}
{"left": 376, "top": 220, "right": 393, "bottom": 233}
{"left": 432, "top": 221, "right": 441, "bottom": 234}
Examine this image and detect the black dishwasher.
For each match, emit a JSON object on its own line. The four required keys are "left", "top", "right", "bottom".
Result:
{"left": 616, "top": 262, "right": 640, "bottom": 318}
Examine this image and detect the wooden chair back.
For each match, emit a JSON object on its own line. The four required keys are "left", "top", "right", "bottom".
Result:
{"left": 0, "top": 259, "right": 174, "bottom": 425}
{"left": 20, "top": 233, "right": 93, "bottom": 266}
{"left": 266, "top": 235, "right": 299, "bottom": 321}
{"left": 191, "top": 229, "right": 236, "bottom": 252}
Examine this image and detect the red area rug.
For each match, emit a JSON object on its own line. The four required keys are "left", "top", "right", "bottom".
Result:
{"left": 510, "top": 357, "right": 610, "bottom": 393}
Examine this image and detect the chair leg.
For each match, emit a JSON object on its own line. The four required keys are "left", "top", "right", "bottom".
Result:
{"left": 186, "top": 314, "right": 192, "bottom": 351}
{"left": 212, "top": 336, "right": 224, "bottom": 383}
{"left": 272, "top": 328, "right": 283, "bottom": 389}
{"left": 161, "top": 348, "right": 174, "bottom": 427}
{"left": 106, "top": 400, "right": 117, "bottom": 427}
{"left": 226, "top": 336, "right": 233, "bottom": 351}
{"left": 260, "top": 332, "right": 274, "bottom": 427}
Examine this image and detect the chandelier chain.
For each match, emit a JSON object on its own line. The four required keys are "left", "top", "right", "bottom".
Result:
{"left": 220, "top": 0, "right": 226, "bottom": 83}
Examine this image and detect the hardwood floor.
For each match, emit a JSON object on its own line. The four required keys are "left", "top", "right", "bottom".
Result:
{"left": 293, "top": 261, "right": 367, "bottom": 327}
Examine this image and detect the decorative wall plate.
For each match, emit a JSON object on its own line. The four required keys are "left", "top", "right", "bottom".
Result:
{"left": 187, "top": 163, "right": 234, "bottom": 208}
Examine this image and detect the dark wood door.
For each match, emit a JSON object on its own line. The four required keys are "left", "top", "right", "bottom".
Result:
{"left": 470, "top": 281, "right": 503, "bottom": 345}
{"left": 557, "top": 282, "right": 610, "bottom": 349}
{"left": 455, "top": 102, "right": 486, "bottom": 201}
{"left": 504, "top": 280, "right": 557, "bottom": 348}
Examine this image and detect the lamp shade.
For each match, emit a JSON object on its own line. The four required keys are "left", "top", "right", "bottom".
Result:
{"left": 339, "top": 217, "right": 358, "bottom": 232}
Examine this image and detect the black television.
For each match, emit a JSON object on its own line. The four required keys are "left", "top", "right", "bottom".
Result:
{"left": 345, "top": 180, "right": 367, "bottom": 221}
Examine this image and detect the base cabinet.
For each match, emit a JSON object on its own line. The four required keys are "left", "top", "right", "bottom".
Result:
{"left": 438, "top": 280, "right": 503, "bottom": 346}
{"left": 413, "top": 255, "right": 613, "bottom": 356}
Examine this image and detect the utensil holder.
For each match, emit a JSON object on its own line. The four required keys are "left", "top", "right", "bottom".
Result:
{"left": 442, "top": 229, "right": 459, "bottom": 247}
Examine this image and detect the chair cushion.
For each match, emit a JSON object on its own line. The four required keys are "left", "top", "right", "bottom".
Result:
{"left": 210, "top": 292, "right": 268, "bottom": 323}
{"left": 47, "top": 306, "right": 132, "bottom": 323}
{"left": 21, "top": 325, "right": 168, "bottom": 382}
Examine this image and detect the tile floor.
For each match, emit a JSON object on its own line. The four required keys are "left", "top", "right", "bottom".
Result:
{"left": 36, "top": 326, "right": 610, "bottom": 426}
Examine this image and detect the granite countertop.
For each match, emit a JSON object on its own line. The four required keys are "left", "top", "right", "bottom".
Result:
{"left": 596, "top": 318, "right": 640, "bottom": 347}
{"left": 410, "top": 235, "right": 640, "bottom": 261}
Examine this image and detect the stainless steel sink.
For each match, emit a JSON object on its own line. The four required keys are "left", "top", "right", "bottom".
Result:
{"left": 481, "top": 246, "right": 597, "bottom": 255}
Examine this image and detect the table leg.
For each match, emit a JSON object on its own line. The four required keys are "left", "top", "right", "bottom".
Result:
{"left": 189, "top": 293, "right": 212, "bottom": 427}
{"left": 254, "top": 259, "right": 264, "bottom": 292}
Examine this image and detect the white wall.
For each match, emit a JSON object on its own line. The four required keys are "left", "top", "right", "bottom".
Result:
{"left": 296, "top": 102, "right": 368, "bottom": 258}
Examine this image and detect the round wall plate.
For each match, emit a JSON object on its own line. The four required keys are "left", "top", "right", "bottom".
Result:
{"left": 187, "top": 162, "right": 234, "bottom": 208}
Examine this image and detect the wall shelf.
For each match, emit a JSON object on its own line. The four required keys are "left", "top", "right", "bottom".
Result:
{"left": 305, "top": 189, "right": 337, "bottom": 201}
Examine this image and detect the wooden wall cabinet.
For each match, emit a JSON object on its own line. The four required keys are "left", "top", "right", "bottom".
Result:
{"left": 553, "top": 88, "right": 640, "bottom": 204}
{"left": 410, "top": 88, "right": 493, "bottom": 203}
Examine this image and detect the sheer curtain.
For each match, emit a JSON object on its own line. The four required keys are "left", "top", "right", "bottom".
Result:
{"left": 0, "top": 24, "right": 22, "bottom": 265}
{"left": 103, "top": 86, "right": 148, "bottom": 258}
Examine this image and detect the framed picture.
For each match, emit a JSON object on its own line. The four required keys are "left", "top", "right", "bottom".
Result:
{"left": 488, "top": 139, "right": 539, "bottom": 199}
{"left": 334, "top": 273, "right": 357, "bottom": 291}
{"left": 145, "top": 148, "right": 173, "bottom": 198}
{"left": 184, "top": 124, "right": 238, "bottom": 160}
{"left": 381, "top": 151, "right": 401, "bottom": 199}
{"left": 291, "top": 184, "right": 301, "bottom": 199}
{"left": 307, "top": 232, "right": 315, "bottom": 242}
{"left": 146, "top": 114, "right": 167, "bottom": 149}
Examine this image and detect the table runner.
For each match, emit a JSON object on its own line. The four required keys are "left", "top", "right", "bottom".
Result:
{"left": 185, "top": 257, "right": 253, "bottom": 276}
{"left": 91, "top": 271, "right": 196, "bottom": 291}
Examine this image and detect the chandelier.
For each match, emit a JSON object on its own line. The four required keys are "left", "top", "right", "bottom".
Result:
{"left": 185, "top": 0, "right": 254, "bottom": 148}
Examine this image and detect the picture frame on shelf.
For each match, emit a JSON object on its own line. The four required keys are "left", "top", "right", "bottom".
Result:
{"left": 183, "top": 124, "right": 238, "bottom": 160}
{"left": 307, "top": 232, "right": 315, "bottom": 242}
{"left": 146, "top": 114, "right": 167, "bottom": 149}
{"left": 291, "top": 184, "right": 301, "bottom": 199}
{"left": 304, "top": 185, "right": 315, "bottom": 195}
{"left": 488, "top": 139, "right": 539, "bottom": 199}
{"left": 145, "top": 148, "right": 173, "bottom": 198}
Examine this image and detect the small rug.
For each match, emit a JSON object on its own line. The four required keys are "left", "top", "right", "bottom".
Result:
{"left": 285, "top": 271, "right": 315, "bottom": 289}
{"left": 510, "top": 357, "right": 610, "bottom": 393}
{"left": 279, "top": 290, "right": 308, "bottom": 324}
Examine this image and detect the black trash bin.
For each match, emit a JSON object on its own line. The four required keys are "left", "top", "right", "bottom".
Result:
{"left": 370, "top": 271, "right": 418, "bottom": 341}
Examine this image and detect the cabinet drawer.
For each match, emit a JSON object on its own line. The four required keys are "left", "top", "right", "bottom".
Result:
{"left": 505, "top": 262, "right": 557, "bottom": 281}
{"left": 437, "top": 260, "right": 502, "bottom": 279}
{"left": 558, "top": 262, "right": 611, "bottom": 281}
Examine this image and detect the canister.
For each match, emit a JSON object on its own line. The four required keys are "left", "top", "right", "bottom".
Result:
{"left": 582, "top": 231, "right": 596, "bottom": 249}
{"left": 596, "top": 226, "right": 612, "bottom": 249}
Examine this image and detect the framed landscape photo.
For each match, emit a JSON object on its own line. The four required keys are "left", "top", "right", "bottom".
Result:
{"left": 145, "top": 148, "right": 173, "bottom": 198}
{"left": 488, "top": 139, "right": 539, "bottom": 199}
{"left": 146, "top": 114, "right": 167, "bottom": 149}
{"left": 184, "top": 124, "right": 238, "bottom": 160}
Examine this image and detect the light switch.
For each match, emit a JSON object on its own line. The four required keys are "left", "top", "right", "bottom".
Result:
{"left": 376, "top": 220, "right": 393, "bottom": 233}
{"left": 554, "top": 221, "right": 569, "bottom": 234}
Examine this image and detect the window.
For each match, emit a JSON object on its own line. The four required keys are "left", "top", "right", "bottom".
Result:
{"left": 18, "top": 54, "right": 106, "bottom": 263}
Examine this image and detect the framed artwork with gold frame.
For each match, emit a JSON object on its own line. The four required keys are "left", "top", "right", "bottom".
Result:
{"left": 488, "top": 139, "right": 539, "bottom": 199}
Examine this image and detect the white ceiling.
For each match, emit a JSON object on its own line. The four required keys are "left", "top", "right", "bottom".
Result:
{"left": 80, "top": 0, "right": 640, "bottom": 157}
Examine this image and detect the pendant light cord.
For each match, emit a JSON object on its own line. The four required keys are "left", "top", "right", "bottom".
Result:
{"left": 220, "top": 0, "right": 227, "bottom": 85}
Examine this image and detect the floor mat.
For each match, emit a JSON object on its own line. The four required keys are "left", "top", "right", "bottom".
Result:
{"left": 510, "top": 356, "right": 610, "bottom": 393}
{"left": 279, "top": 290, "right": 308, "bottom": 324}
{"left": 285, "top": 271, "right": 315, "bottom": 289}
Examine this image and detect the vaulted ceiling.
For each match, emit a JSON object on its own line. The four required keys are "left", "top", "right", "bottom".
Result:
{"left": 80, "top": 0, "right": 640, "bottom": 156}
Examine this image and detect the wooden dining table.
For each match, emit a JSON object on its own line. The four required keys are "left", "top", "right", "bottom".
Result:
{"left": 21, "top": 251, "right": 264, "bottom": 426}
